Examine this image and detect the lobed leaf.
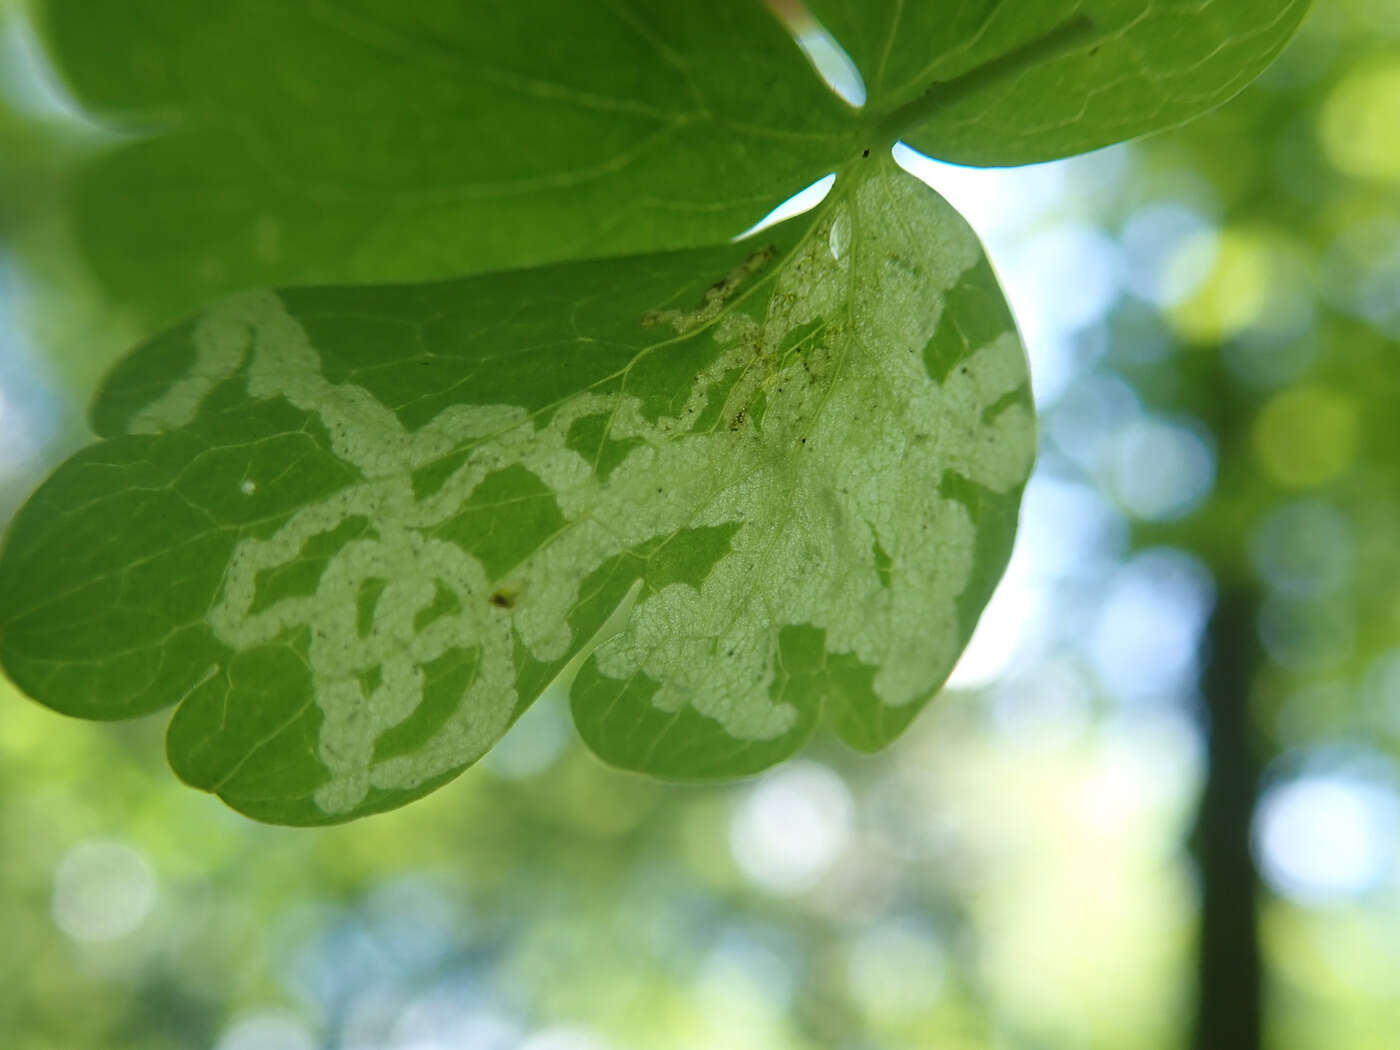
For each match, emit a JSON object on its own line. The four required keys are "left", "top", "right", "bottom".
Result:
{"left": 30, "top": 0, "right": 1309, "bottom": 327}
{"left": 0, "top": 160, "right": 1034, "bottom": 822}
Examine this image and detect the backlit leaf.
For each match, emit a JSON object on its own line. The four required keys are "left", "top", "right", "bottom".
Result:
{"left": 806, "top": 0, "right": 1311, "bottom": 165}
{"left": 33, "top": 0, "right": 859, "bottom": 326}
{"left": 0, "top": 160, "right": 1033, "bottom": 822}
{"left": 30, "top": 0, "right": 1309, "bottom": 326}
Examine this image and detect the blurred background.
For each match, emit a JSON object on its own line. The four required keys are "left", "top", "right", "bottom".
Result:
{"left": 2, "top": 1, "right": 1399, "bottom": 1048}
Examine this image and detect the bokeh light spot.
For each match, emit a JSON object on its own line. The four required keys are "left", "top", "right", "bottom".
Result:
{"left": 1090, "top": 549, "right": 1214, "bottom": 702}
{"left": 1256, "top": 758, "right": 1400, "bottom": 904}
{"left": 729, "top": 761, "right": 853, "bottom": 894}
{"left": 846, "top": 919, "right": 946, "bottom": 1020}
{"left": 1319, "top": 62, "right": 1400, "bottom": 181}
{"left": 1252, "top": 386, "right": 1359, "bottom": 488}
{"left": 51, "top": 838, "right": 157, "bottom": 943}
{"left": 1169, "top": 230, "right": 1272, "bottom": 342}
{"left": 1120, "top": 204, "right": 1218, "bottom": 307}
{"left": 1109, "top": 417, "right": 1215, "bottom": 521}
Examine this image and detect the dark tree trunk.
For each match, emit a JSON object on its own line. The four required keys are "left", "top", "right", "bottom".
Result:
{"left": 1190, "top": 584, "right": 1263, "bottom": 1050}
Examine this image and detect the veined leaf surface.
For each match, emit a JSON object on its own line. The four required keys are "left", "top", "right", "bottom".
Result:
{"left": 30, "top": 0, "right": 1309, "bottom": 326}
{"left": 808, "top": 0, "right": 1312, "bottom": 165}
{"left": 0, "top": 160, "right": 1033, "bottom": 823}
{"left": 34, "top": 0, "right": 860, "bottom": 326}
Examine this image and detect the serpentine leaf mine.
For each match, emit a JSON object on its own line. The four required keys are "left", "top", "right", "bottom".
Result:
{"left": 0, "top": 160, "right": 1033, "bottom": 822}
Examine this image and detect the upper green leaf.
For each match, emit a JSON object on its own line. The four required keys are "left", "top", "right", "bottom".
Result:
{"left": 0, "top": 159, "right": 1033, "bottom": 823}
{"left": 31, "top": 0, "right": 1309, "bottom": 327}
{"left": 806, "top": 0, "right": 1311, "bottom": 165}
{"left": 35, "top": 0, "right": 858, "bottom": 327}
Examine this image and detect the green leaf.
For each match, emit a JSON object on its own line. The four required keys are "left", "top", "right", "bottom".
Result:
{"left": 0, "top": 159, "right": 1034, "bottom": 823}
{"left": 30, "top": 0, "right": 1309, "bottom": 328}
{"left": 807, "top": 0, "right": 1312, "bottom": 165}
{"left": 35, "top": 0, "right": 860, "bottom": 326}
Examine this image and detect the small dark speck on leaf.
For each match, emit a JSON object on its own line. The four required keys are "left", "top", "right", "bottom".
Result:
{"left": 1089, "top": 46, "right": 1100, "bottom": 56}
{"left": 862, "top": 148, "right": 871, "bottom": 158}
{"left": 490, "top": 590, "right": 515, "bottom": 609}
